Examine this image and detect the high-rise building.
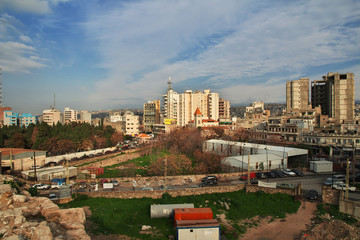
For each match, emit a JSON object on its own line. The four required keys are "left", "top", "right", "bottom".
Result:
{"left": 43, "top": 108, "right": 62, "bottom": 125}
{"left": 311, "top": 72, "right": 355, "bottom": 123}
{"left": 286, "top": 78, "right": 309, "bottom": 113}
{"left": 143, "top": 100, "right": 161, "bottom": 133}
{"left": 64, "top": 107, "right": 78, "bottom": 123}
{"left": 0, "top": 68, "right": 2, "bottom": 107}
{"left": 162, "top": 77, "right": 224, "bottom": 126}
{"left": 219, "top": 98, "right": 231, "bottom": 119}
{"left": 124, "top": 111, "right": 140, "bottom": 136}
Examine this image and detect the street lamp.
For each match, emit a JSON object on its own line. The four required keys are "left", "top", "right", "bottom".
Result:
{"left": 242, "top": 143, "right": 245, "bottom": 175}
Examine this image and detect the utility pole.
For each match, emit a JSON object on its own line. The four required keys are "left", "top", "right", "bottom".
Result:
{"left": 345, "top": 158, "right": 350, "bottom": 200}
{"left": 247, "top": 152, "right": 250, "bottom": 185}
{"left": 66, "top": 158, "right": 69, "bottom": 185}
{"left": 164, "top": 158, "right": 167, "bottom": 189}
{"left": 33, "top": 152, "right": 37, "bottom": 182}
{"left": 352, "top": 142, "right": 356, "bottom": 184}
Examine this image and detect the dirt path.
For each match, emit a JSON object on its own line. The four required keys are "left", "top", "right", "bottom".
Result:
{"left": 240, "top": 201, "right": 317, "bottom": 240}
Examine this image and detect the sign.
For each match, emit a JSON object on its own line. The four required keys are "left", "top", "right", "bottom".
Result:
{"left": 103, "top": 183, "right": 114, "bottom": 189}
{"left": 164, "top": 119, "right": 175, "bottom": 125}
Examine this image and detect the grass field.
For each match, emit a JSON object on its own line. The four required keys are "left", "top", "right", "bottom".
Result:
{"left": 60, "top": 190, "right": 301, "bottom": 239}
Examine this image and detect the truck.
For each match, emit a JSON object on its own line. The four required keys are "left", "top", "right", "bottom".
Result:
{"left": 51, "top": 178, "right": 66, "bottom": 189}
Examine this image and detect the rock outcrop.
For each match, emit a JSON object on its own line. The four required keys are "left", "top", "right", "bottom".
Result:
{"left": 0, "top": 176, "right": 90, "bottom": 240}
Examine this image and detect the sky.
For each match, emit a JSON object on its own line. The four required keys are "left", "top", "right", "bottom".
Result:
{"left": 0, "top": 0, "right": 359, "bottom": 115}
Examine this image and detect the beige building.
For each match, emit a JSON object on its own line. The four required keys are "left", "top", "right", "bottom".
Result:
{"left": 311, "top": 72, "right": 355, "bottom": 124}
{"left": 0, "top": 148, "right": 47, "bottom": 172}
{"left": 219, "top": 98, "right": 231, "bottom": 120}
{"left": 64, "top": 107, "right": 77, "bottom": 123}
{"left": 162, "top": 77, "right": 224, "bottom": 126}
{"left": 286, "top": 77, "right": 310, "bottom": 113}
{"left": 237, "top": 101, "right": 270, "bottom": 129}
{"left": 143, "top": 100, "right": 161, "bottom": 133}
{"left": 80, "top": 111, "right": 92, "bottom": 124}
{"left": 43, "top": 108, "right": 62, "bottom": 125}
{"left": 124, "top": 111, "right": 140, "bottom": 136}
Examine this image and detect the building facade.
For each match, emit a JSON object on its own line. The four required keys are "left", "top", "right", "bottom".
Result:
{"left": 143, "top": 100, "right": 161, "bottom": 133}
{"left": 311, "top": 72, "right": 355, "bottom": 124}
{"left": 286, "top": 77, "right": 310, "bottom": 113}
{"left": 124, "top": 111, "right": 140, "bottom": 136}
{"left": 63, "top": 107, "right": 78, "bottom": 123}
{"left": 3, "top": 111, "right": 37, "bottom": 127}
{"left": 219, "top": 98, "right": 231, "bottom": 120}
{"left": 43, "top": 108, "right": 62, "bottom": 125}
{"left": 162, "top": 77, "right": 224, "bottom": 126}
{"left": 80, "top": 111, "right": 92, "bottom": 124}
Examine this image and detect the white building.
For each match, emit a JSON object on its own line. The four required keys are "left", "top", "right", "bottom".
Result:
{"left": 80, "top": 111, "right": 92, "bottom": 124}
{"left": 203, "top": 139, "right": 308, "bottom": 170}
{"left": 43, "top": 108, "right": 62, "bottom": 125}
{"left": 124, "top": 111, "right": 139, "bottom": 136}
{"left": 64, "top": 107, "right": 77, "bottom": 123}
{"left": 110, "top": 112, "right": 123, "bottom": 122}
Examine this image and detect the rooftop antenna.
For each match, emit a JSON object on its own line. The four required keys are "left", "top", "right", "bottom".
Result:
{"left": 168, "top": 76, "right": 172, "bottom": 90}
{"left": 53, "top": 93, "right": 56, "bottom": 109}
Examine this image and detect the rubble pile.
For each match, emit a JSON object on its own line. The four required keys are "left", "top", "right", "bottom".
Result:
{"left": 299, "top": 219, "right": 360, "bottom": 240}
{"left": 0, "top": 180, "right": 90, "bottom": 240}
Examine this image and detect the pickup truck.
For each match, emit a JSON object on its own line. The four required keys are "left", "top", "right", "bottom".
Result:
{"left": 333, "top": 184, "right": 356, "bottom": 192}
{"left": 51, "top": 182, "right": 67, "bottom": 189}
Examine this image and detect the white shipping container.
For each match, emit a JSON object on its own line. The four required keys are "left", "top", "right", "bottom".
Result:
{"left": 310, "top": 161, "right": 333, "bottom": 173}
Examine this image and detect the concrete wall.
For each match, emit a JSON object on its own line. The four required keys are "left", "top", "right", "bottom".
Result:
{"left": 246, "top": 185, "right": 295, "bottom": 196}
{"left": 339, "top": 199, "right": 360, "bottom": 218}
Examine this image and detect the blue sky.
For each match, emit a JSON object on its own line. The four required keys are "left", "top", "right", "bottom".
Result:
{"left": 0, "top": 0, "right": 359, "bottom": 115}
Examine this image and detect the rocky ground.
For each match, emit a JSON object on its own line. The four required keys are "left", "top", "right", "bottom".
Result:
{"left": 0, "top": 176, "right": 90, "bottom": 240}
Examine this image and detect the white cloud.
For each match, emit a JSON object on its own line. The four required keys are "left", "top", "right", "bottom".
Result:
{"left": 0, "top": 0, "right": 70, "bottom": 15}
{"left": 0, "top": 14, "right": 45, "bottom": 72}
{"left": 82, "top": 0, "right": 360, "bottom": 107}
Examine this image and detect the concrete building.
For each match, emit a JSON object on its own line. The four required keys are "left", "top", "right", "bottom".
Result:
{"left": 3, "top": 111, "right": 37, "bottom": 127}
{"left": 162, "top": 77, "right": 225, "bottom": 126}
{"left": 286, "top": 78, "right": 310, "bottom": 113}
{"left": 219, "top": 98, "right": 231, "bottom": 120}
{"left": 203, "top": 139, "right": 308, "bottom": 170}
{"left": 311, "top": 72, "right": 355, "bottom": 124}
{"left": 43, "top": 108, "right": 62, "bottom": 125}
{"left": 143, "top": 100, "right": 161, "bottom": 133}
{"left": 80, "top": 111, "right": 92, "bottom": 124}
{"left": 0, "top": 68, "right": 2, "bottom": 107}
{"left": 237, "top": 101, "right": 270, "bottom": 130}
{"left": 0, "top": 148, "right": 47, "bottom": 172}
{"left": 21, "top": 166, "right": 77, "bottom": 181}
{"left": 0, "top": 107, "right": 12, "bottom": 125}
{"left": 63, "top": 107, "right": 78, "bottom": 123}
{"left": 110, "top": 112, "right": 123, "bottom": 123}
{"left": 124, "top": 111, "right": 140, "bottom": 136}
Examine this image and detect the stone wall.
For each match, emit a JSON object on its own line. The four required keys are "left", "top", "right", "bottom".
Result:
{"left": 82, "top": 184, "right": 246, "bottom": 199}
{"left": 246, "top": 185, "right": 295, "bottom": 196}
{"left": 322, "top": 186, "right": 340, "bottom": 205}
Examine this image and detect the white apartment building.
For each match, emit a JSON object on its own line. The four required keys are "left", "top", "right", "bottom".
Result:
{"left": 124, "top": 111, "right": 139, "bottom": 136}
{"left": 64, "top": 107, "right": 77, "bottom": 123}
{"left": 80, "top": 111, "right": 92, "bottom": 124}
{"left": 162, "top": 77, "right": 222, "bottom": 126}
{"left": 110, "top": 112, "right": 123, "bottom": 122}
{"left": 43, "top": 108, "right": 62, "bottom": 125}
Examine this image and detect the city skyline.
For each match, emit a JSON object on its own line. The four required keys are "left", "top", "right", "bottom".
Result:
{"left": 0, "top": 0, "right": 359, "bottom": 114}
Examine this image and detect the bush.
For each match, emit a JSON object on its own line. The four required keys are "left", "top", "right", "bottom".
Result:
{"left": 28, "top": 186, "right": 38, "bottom": 196}
{"left": 161, "top": 192, "right": 172, "bottom": 200}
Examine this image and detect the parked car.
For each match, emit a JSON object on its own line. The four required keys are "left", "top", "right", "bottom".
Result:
{"left": 51, "top": 182, "right": 67, "bottom": 189}
{"left": 323, "top": 180, "right": 344, "bottom": 186}
{"left": 240, "top": 172, "right": 256, "bottom": 180}
{"left": 110, "top": 180, "right": 119, "bottom": 186}
{"left": 201, "top": 176, "right": 218, "bottom": 183}
{"left": 333, "top": 184, "right": 356, "bottom": 192}
{"left": 32, "top": 183, "right": 50, "bottom": 190}
{"left": 282, "top": 169, "right": 296, "bottom": 177}
{"left": 291, "top": 169, "right": 304, "bottom": 177}
{"left": 264, "top": 171, "right": 276, "bottom": 178}
{"left": 307, "top": 190, "right": 318, "bottom": 200}
{"left": 271, "top": 170, "right": 286, "bottom": 178}
{"left": 255, "top": 172, "right": 266, "bottom": 179}
{"left": 277, "top": 183, "right": 295, "bottom": 189}
{"left": 48, "top": 193, "right": 57, "bottom": 200}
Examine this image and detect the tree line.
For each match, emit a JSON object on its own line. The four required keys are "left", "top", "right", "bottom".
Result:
{"left": 0, "top": 122, "right": 123, "bottom": 156}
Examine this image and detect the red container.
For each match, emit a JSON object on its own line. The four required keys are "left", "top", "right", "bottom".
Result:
{"left": 174, "top": 208, "right": 213, "bottom": 225}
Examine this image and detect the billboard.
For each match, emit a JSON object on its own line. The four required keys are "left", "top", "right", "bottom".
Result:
{"left": 164, "top": 119, "right": 176, "bottom": 125}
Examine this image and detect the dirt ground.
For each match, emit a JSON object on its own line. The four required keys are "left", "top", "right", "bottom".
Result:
{"left": 240, "top": 201, "right": 317, "bottom": 240}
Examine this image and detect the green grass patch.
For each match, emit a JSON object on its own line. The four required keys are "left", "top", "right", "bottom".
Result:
{"left": 75, "top": 153, "right": 125, "bottom": 167}
{"left": 60, "top": 189, "right": 300, "bottom": 239}
{"left": 316, "top": 204, "right": 358, "bottom": 225}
